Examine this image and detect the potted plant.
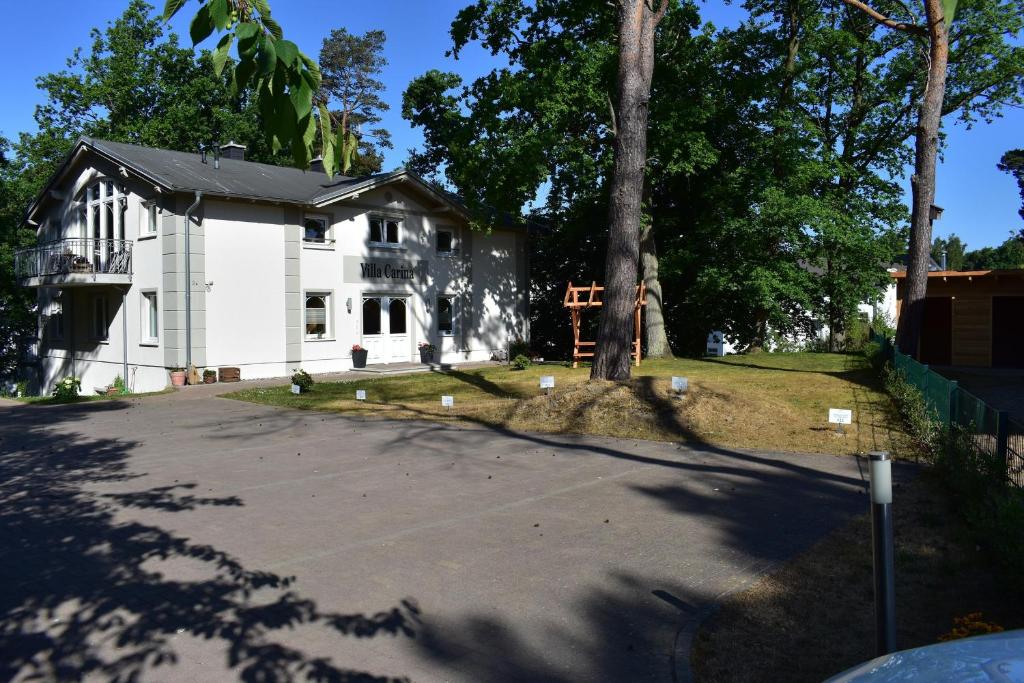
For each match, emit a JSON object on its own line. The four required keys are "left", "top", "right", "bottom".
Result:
{"left": 291, "top": 369, "right": 314, "bottom": 393}
{"left": 351, "top": 344, "right": 368, "bottom": 369}
{"left": 418, "top": 341, "right": 437, "bottom": 364}
{"left": 169, "top": 367, "right": 186, "bottom": 387}
{"left": 202, "top": 369, "right": 217, "bottom": 384}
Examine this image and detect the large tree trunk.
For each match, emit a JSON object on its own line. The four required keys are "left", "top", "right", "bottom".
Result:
{"left": 895, "top": 0, "right": 949, "bottom": 357}
{"left": 641, "top": 219, "right": 673, "bottom": 358}
{"left": 591, "top": 0, "right": 667, "bottom": 381}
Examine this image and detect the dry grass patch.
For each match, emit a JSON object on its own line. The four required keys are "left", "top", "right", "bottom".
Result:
{"left": 226, "top": 353, "right": 913, "bottom": 456}
{"left": 690, "top": 470, "right": 1023, "bottom": 681}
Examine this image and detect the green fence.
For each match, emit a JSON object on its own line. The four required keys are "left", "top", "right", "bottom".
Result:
{"left": 873, "top": 331, "right": 1023, "bottom": 487}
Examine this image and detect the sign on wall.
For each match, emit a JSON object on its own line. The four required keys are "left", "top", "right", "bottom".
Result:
{"left": 343, "top": 255, "right": 427, "bottom": 284}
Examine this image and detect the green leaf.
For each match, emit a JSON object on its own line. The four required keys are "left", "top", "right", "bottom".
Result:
{"left": 942, "top": 0, "right": 958, "bottom": 26}
{"left": 212, "top": 34, "right": 234, "bottom": 76}
{"left": 232, "top": 58, "right": 257, "bottom": 96}
{"left": 256, "top": 35, "right": 277, "bottom": 77}
{"left": 189, "top": 5, "right": 215, "bottom": 45}
{"left": 319, "top": 104, "right": 335, "bottom": 177}
{"left": 251, "top": 0, "right": 272, "bottom": 18}
{"left": 262, "top": 15, "right": 284, "bottom": 40}
{"left": 209, "top": 0, "right": 230, "bottom": 30}
{"left": 275, "top": 39, "right": 299, "bottom": 67}
{"left": 162, "top": 0, "right": 187, "bottom": 21}
{"left": 289, "top": 80, "right": 313, "bottom": 121}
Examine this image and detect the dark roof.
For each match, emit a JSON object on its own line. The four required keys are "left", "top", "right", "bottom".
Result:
{"left": 25, "top": 137, "right": 464, "bottom": 221}
{"left": 86, "top": 137, "right": 373, "bottom": 203}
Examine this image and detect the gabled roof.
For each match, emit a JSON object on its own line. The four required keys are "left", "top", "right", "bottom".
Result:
{"left": 25, "top": 137, "right": 468, "bottom": 222}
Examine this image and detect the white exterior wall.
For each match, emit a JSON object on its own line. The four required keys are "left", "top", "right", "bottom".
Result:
{"left": 204, "top": 200, "right": 288, "bottom": 379}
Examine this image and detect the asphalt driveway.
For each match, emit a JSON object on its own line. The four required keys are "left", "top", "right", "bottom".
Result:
{"left": 0, "top": 391, "right": 873, "bottom": 682}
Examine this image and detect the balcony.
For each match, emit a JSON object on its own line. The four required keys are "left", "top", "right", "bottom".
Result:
{"left": 15, "top": 238, "right": 133, "bottom": 288}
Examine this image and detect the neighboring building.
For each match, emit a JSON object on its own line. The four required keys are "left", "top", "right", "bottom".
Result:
{"left": 15, "top": 138, "right": 529, "bottom": 394}
{"left": 892, "top": 269, "right": 1024, "bottom": 367}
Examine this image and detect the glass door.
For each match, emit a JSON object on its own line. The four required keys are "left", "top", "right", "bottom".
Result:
{"left": 361, "top": 296, "right": 411, "bottom": 364}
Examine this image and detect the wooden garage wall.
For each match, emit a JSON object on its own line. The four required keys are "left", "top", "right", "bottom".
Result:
{"left": 952, "top": 296, "right": 991, "bottom": 366}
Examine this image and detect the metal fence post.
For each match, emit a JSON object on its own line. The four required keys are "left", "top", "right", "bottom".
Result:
{"left": 997, "top": 411, "right": 1010, "bottom": 485}
{"left": 948, "top": 380, "right": 959, "bottom": 429}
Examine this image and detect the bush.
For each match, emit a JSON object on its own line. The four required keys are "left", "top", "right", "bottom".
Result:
{"left": 881, "top": 363, "right": 942, "bottom": 457}
{"left": 52, "top": 376, "right": 81, "bottom": 401}
{"left": 511, "top": 354, "right": 531, "bottom": 371}
{"left": 508, "top": 338, "right": 530, "bottom": 361}
{"left": 291, "top": 369, "right": 314, "bottom": 392}
{"left": 112, "top": 374, "right": 129, "bottom": 395}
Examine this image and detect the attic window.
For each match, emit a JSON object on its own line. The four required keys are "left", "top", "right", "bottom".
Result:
{"left": 369, "top": 216, "right": 400, "bottom": 246}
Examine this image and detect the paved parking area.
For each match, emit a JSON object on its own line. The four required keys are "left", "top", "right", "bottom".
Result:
{"left": 0, "top": 392, "right": 873, "bottom": 682}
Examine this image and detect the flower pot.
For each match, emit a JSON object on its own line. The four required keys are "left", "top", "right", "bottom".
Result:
{"left": 203, "top": 375, "right": 217, "bottom": 384}
{"left": 419, "top": 349, "right": 434, "bottom": 364}
{"left": 352, "top": 349, "right": 368, "bottom": 368}
{"left": 169, "top": 371, "right": 186, "bottom": 387}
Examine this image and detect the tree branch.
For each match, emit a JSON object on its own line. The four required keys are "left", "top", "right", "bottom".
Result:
{"left": 838, "top": 0, "right": 926, "bottom": 35}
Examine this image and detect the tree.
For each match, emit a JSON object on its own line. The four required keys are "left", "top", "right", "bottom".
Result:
{"left": 931, "top": 233, "right": 967, "bottom": 270}
{"left": 318, "top": 29, "right": 392, "bottom": 176}
{"left": 589, "top": 0, "right": 669, "bottom": 380}
{"left": 0, "top": 138, "right": 38, "bottom": 381}
{"left": 837, "top": 0, "right": 1024, "bottom": 356}
{"left": 164, "top": 0, "right": 339, "bottom": 173}
{"left": 998, "top": 148, "right": 1024, "bottom": 227}
{"left": 962, "top": 235, "right": 1024, "bottom": 269}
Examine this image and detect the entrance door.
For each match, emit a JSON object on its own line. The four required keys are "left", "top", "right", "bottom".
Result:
{"left": 919, "top": 296, "right": 952, "bottom": 366}
{"left": 993, "top": 296, "right": 1024, "bottom": 368}
{"left": 361, "top": 296, "right": 411, "bottom": 364}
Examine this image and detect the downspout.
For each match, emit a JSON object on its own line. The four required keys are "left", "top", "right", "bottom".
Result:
{"left": 121, "top": 286, "right": 129, "bottom": 387}
{"left": 183, "top": 191, "right": 203, "bottom": 374}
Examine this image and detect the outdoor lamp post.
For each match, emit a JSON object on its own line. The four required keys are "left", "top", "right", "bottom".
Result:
{"left": 869, "top": 451, "right": 896, "bottom": 656}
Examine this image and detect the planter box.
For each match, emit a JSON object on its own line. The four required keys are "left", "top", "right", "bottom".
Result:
{"left": 419, "top": 349, "right": 435, "bottom": 364}
{"left": 352, "top": 349, "right": 368, "bottom": 369}
{"left": 203, "top": 375, "right": 217, "bottom": 384}
{"left": 218, "top": 367, "right": 241, "bottom": 383}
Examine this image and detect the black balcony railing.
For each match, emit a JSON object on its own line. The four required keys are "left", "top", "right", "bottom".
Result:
{"left": 14, "top": 238, "right": 133, "bottom": 281}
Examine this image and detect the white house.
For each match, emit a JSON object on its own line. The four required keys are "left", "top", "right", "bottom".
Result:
{"left": 15, "top": 138, "right": 529, "bottom": 394}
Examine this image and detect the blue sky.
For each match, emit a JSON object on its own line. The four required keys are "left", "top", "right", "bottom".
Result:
{"left": 0, "top": 0, "right": 1020, "bottom": 248}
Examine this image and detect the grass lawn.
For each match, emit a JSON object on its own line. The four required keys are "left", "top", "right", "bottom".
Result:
{"left": 690, "top": 469, "right": 1023, "bottom": 681}
{"left": 226, "top": 352, "right": 912, "bottom": 456}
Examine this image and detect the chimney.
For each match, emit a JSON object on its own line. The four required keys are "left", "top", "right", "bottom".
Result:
{"left": 310, "top": 155, "right": 325, "bottom": 173}
{"left": 221, "top": 141, "right": 246, "bottom": 161}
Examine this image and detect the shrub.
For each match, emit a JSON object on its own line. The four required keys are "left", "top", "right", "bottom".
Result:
{"left": 511, "top": 354, "right": 531, "bottom": 371}
{"left": 112, "top": 374, "right": 129, "bottom": 395}
{"left": 881, "top": 363, "right": 942, "bottom": 457}
{"left": 52, "top": 376, "right": 81, "bottom": 401}
{"left": 291, "top": 369, "right": 314, "bottom": 392}
{"left": 508, "top": 338, "right": 530, "bottom": 361}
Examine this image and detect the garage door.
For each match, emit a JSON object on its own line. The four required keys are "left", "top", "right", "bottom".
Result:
{"left": 919, "top": 297, "right": 952, "bottom": 366}
{"left": 993, "top": 296, "right": 1024, "bottom": 368}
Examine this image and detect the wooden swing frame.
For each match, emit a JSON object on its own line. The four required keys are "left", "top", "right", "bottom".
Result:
{"left": 563, "top": 281, "right": 647, "bottom": 368}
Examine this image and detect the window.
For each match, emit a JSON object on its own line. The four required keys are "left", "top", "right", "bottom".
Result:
{"left": 438, "top": 296, "right": 454, "bottom": 335}
{"left": 369, "top": 215, "right": 401, "bottom": 246}
{"left": 389, "top": 298, "right": 407, "bottom": 335}
{"left": 141, "top": 291, "right": 158, "bottom": 344}
{"left": 91, "top": 295, "right": 109, "bottom": 341}
{"left": 436, "top": 229, "right": 456, "bottom": 255}
{"left": 82, "top": 179, "right": 127, "bottom": 262}
{"left": 362, "top": 297, "right": 381, "bottom": 335}
{"left": 142, "top": 202, "right": 159, "bottom": 236}
{"left": 305, "top": 293, "right": 331, "bottom": 339}
{"left": 48, "top": 297, "right": 64, "bottom": 342}
{"left": 303, "top": 215, "right": 331, "bottom": 245}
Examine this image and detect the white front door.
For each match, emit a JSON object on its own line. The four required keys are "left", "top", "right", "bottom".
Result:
{"left": 361, "top": 296, "right": 411, "bottom": 364}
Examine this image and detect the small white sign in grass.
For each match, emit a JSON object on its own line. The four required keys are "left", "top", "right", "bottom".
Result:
{"left": 540, "top": 375, "right": 555, "bottom": 389}
{"left": 441, "top": 395, "right": 454, "bottom": 409}
{"left": 829, "top": 408, "right": 852, "bottom": 434}
{"left": 828, "top": 408, "right": 852, "bottom": 425}
{"left": 355, "top": 389, "right": 366, "bottom": 401}
{"left": 671, "top": 376, "right": 688, "bottom": 393}
{"left": 290, "top": 384, "right": 301, "bottom": 395}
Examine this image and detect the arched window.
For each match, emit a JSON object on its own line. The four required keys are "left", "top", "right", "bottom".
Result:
{"left": 79, "top": 179, "right": 127, "bottom": 242}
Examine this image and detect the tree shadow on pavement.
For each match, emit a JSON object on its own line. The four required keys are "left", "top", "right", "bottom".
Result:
{"left": 0, "top": 402, "right": 418, "bottom": 682}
